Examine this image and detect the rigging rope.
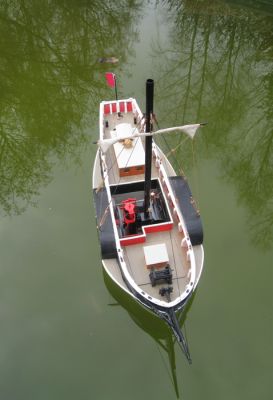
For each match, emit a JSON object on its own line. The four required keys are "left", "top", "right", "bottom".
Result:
{"left": 153, "top": 113, "right": 201, "bottom": 212}
{"left": 191, "top": 139, "right": 201, "bottom": 212}
{"left": 152, "top": 114, "right": 186, "bottom": 177}
{"left": 98, "top": 134, "right": 142, "bottom": 228}
{"left": 168, "top": 230, "right": 182, "bottom": 298}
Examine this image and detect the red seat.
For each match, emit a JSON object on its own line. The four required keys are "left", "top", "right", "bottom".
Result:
{"left": 119, "top": 102, "right": 125, "bottom": 112}
{"left": 126, "top": 101, "right": 133, "bottom": 112}
{"left": 104, "top": 104, "right": 111, "bottom": 114}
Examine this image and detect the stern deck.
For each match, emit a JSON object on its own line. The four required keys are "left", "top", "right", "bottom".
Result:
{"left": 103, "top": 224, "right": 191, "bottom": 304}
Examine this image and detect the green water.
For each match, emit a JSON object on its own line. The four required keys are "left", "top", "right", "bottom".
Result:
{"left": 0, "top": 1, "right": 272, "bottom": 399}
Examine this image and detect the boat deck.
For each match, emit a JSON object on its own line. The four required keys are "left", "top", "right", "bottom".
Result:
{"left": 103, "top": 223, "right": 192, "bottom": 304}
{"left": 123, "top": 226, "right": 190, "bottom": 301}
{"left": 102, "top": 243, "right": 204, "bottom": 302}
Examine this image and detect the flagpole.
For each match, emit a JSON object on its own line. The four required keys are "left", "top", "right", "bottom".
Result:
{"left": 114, "top": 75, "right": 118, "bottom": 100}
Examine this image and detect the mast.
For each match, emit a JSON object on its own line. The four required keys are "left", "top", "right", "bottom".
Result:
{"left": 144, "top": 79, "right": 154, "bottom": 215}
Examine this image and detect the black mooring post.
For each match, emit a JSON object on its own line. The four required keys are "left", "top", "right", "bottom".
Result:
{"left": 144, "top": 79, "right": 154, "bottom": 215}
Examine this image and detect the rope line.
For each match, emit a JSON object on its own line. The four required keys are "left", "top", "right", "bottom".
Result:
{"left": 98, "top": 135, "right": 142, "bottom": 228}
{"left": 169, "top": 230, "right": 182, "bottom": 298}
{"left": 153, "top": 115, "right": 186, "bottom": 176}
{"left": 191, "top": 139, "right": 200, "bottom": 211}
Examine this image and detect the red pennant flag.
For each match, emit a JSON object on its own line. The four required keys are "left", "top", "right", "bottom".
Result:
{"left": 105, "top": 72, "right": 116, "bottom": 88}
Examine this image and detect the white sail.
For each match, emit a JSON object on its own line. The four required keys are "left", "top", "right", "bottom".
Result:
{"left": 152, "top": 124, "right": 201, "bottom": 139}
{"left": 98, "top": 123, "right": 203, "bottom": 153}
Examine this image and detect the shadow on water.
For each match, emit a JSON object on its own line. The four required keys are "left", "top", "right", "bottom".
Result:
{"left": 153, "top": 0, "right": 273, "bottom": 250}
{"left": 103, "top": 269, "right": 196, "bottom": 399}
{"left": 0, "top": 0, "right": 142, "bottom": 216}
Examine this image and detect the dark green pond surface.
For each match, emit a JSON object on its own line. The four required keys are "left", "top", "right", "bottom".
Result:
{"left": 0, "top": 1, "right": 272, "bottom": 399}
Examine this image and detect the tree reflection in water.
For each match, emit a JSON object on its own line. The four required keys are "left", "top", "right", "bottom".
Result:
{"left": 0, "top": 0, "right": 141, "bottom": 216}
{"left": 153, "top": 0, "right": 273, "bottom": 250}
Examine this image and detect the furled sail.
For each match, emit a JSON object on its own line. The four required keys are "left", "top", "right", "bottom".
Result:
{"left": 97, "top": 124, "right": 203, "bottom": 153}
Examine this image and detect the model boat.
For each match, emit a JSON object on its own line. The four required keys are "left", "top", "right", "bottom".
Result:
{"left": 92, "top": 78, "right": 204, "bottom": 362}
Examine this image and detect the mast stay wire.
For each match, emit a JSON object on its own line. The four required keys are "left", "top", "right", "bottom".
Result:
{"left": 97, "top": 116, "right": 144, "bottom": 229}
{"left": 153, "top": 113, "right": 201, "bottom": 212}
{"left": 191, "top": 139, "right": 201, "bottom": 212}
{"left": 152, "top": 114, "right": 187, "bottom": 177}
{"left": 97, "top": 144, "right": 126, "bottom": 229}
{"left": 98, "top": 135, "right": 142, "bottom": 229}
{"left": 169, "top": 230, "right": 182, "bottom": 298}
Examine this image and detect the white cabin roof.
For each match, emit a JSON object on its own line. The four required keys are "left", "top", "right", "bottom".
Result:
{"left": 111, "top": 123, "right": 145, "bottom": 169}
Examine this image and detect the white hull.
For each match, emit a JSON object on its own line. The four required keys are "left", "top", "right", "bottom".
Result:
{"left": 92, "top": 98, "right": 204, "bottom": 312}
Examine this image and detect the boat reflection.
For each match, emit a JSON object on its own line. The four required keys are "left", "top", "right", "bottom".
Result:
{"left": 103, "top": 269, "right": 196, "bottom": 399}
